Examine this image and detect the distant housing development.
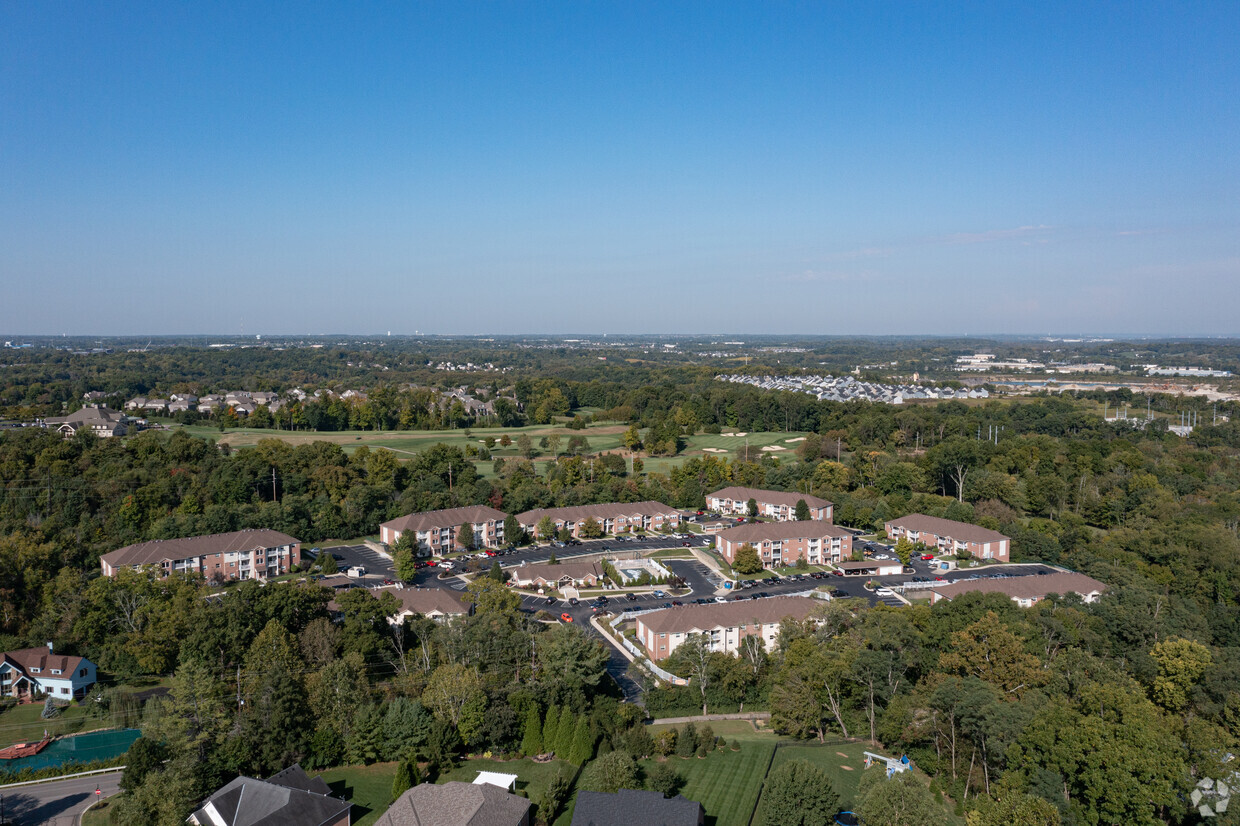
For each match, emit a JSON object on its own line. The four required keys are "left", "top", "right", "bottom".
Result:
{"left": 100, "top": 529, "right": 301, "bottom": 580}
{"left": 717, "top": 373, "right": 988, "bottom": 404}
{"left": 379, "top": 505, "right": 508, "bottom": 554}
{"left": 42, "top": 406, "right": 129, "bottom": 438}
{"left": 515, "top": 501, "right": 680, "bottom": 537}
{"left": 706, "top": 486, "right": 832, "bottom": 522}
{"left": 928, "top": 572, "right": 1107, "bottom": 607}
{"left": 885, "top": 514, "right": 1010, "bottom": 562}
{"left": 715, "top": 521, "right": 853, "bottom": 568}
{"left": 636, "top": 596, "right": 819, "bottom": 661}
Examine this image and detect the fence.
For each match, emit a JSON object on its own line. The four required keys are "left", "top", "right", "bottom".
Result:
{"left": 608, "top": 612, "right": 689, "bottom": 686}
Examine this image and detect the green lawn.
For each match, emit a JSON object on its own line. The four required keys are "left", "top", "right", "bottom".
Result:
{"left": 0, "top": 701, "right": 101, "bottom": 746}
{"left": 436, "top": 755, "right": 575, "bottom": 803}
{"left": 316, "top": 761, "right": 400, "bottom": 826}
{"left": 639, "top": 742, "right": 776, "bottom": 826}
{"left": 647, "top": 720, "right": 776, "bottom": 743}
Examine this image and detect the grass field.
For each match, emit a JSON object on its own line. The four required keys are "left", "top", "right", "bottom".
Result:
{"left": 436, "top": 755, "right": 575, "bottom": 803}
{"left": 316, "top": 761, "right": 400, "bottom": 826}
{"left": 639, "top": 742, "right": 776, "bottom": 826}
{"left": 173, "top": 421, "right": 810, "bottom": 477}
{"left": 0, "top": 702, "right": 100, "bottom": 747}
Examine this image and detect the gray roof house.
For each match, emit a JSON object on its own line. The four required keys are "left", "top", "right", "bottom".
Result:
{"left": 187, "top": 764, "right": 351, "bottom": 826}
{"left": 570, "top": 789, "right": 704, "bottom": 826}
{"left": 376, "top": 781, "right": 531, "bottom": 826}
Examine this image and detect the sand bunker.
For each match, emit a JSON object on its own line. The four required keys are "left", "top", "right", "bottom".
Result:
{"left": 785, "top": 437, "right": 806, "bottom": 443}
{"left": 760, "top": 445, "right": 787, "bottom": 452}
{"left": 703, "top": 447, "right": 728, "bottom": 453}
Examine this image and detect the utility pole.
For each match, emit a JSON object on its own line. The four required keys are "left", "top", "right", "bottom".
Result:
{"left": 271, "top": 467, "right": 277, "bottom": 502}
{"left": 236, "top": 664, "right": 242, "bottom": 710}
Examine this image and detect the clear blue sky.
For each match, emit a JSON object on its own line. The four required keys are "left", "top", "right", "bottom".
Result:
{"left": 2, "top": 2, "right": 1237, "bottom": 336}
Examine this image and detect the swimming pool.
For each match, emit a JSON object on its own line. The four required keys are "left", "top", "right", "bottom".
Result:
{"left": 0, "top": 728, "right": 140, "bottom": 773}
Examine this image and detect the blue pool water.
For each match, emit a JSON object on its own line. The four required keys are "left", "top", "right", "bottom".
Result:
{"left": 0, "top": 728, "right": 140, "bottom": 773}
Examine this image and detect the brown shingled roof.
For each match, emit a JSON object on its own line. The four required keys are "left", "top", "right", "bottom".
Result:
{"left": 515, "top": 500, "right": 677, "bottom": 523}
{"left": 716, "top": 521, "right": 850, "bottom": 544}
{"left": 887, "top": 514, "right": 1009, "bottom": 544}
{"left": 3, "top": 648, "right": 87, "bottom": 679}
{"left": 637, "top": 596, "right": 820, "bottom": 634}
{"left": 380, "top": 505, "right": 508, "bottom": 534}
{"left": 102, "top": 529, "right": 300, "bottom": 568}
{"left": 929, "top": 572, "right": 1106, "bottom": 602}
{"left": 376, "top": 781, "right": 531, "bottom": 826}
{"left": 708, "top": 486, "right": 832, "bottom": 510}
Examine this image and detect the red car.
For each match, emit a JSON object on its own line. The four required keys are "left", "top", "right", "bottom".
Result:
{"left": 920, "top": 554, "right": 936, "bottom": 561}
{"left": 560, "top": 613, "right": 574, "bottom": 622}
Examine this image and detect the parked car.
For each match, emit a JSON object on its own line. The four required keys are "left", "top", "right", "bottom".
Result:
{"left": 568, "top": 597, "right": 579, "bottom": 606}
{"left": 560, "top": 613, "right": 574, "bottom": 622}
{"left": 875, "top": 588, "right": 894, "bottom": 596}
{"left": 652, "top": 590, "right": 666, "bottom": 598}
{"left": 626, "top": 593, "right": 638, "bottom": 601}
{"left": 671, "top": 600, "right": 683, "bottom": 606}
{"left": 544, "top": 596, "right": 556, "bottom": 605}
{"left": 920, "top": 554, "right": 936, "bottom": 561}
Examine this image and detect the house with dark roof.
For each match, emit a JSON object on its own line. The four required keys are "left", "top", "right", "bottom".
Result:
{"left": 884, "top": 514, "right": 1010, "bottom": 562}
{"left": 0, "top": 644, "right": 96, "bottom": 701}
{"left": 636, "top": 596, "right": 819, "bottom": 662}
{"left": 715, "top": 521, "right": 853, "bottom": 569}
{"left": 515, "top": 502, "right": 680, "bottom": 538}
{"left": 100, "top": 529, "right": 301, "bottom": 581}
{"left": 706, "top": 486, "right": 832, "bottom": 522}
{"left": 379, "top": 506, "right": 508, "bottom": 555}
{"left": 928, "top": 572, "right": 1107, "bottom": 607}
{"left": 43, "top": 406, "right": 128, "bottom": 439}
{"left": 187, "top": 763, "right": 351, "bottom": 826}
{"left": 376, "top": 781, "right": 531, "bottom": 826}
{"left": 571, "top": 789, "right": 703, "bottom": 826}
{"left": 329, "top": 585, "right": 470, "bottom": 624}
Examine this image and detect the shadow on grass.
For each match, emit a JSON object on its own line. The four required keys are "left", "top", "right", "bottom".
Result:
{"left": 325, "top": 779, "right": 374, "bottom": 821}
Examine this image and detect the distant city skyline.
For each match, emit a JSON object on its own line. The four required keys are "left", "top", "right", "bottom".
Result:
{"left": 2, "top": 3, "right": 1237, "bottom": 336}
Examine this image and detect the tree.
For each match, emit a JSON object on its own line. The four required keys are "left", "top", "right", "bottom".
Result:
{"left": 457, "top": 522, "right": 475, "bottom": 550}
{"left": 554, "top": 708, "right": 576, "bottom": 758}
{"left": 569, "top": 713, "right": 594, "bottom": 765}
{"left": 538, "top": 770, "right": 572, "bottom": 823}
{"left": 537, "top": 516, "right": 556, "bottom": 542}
{"left": 966, "top": 777, "right": 1061, "bottom": 826}
{"left": 579, "top": 517, "right": 604, "bottom": 539}
{"left": 759, "top": 759, "right": 840, "bottom": 826}
{"left": 623, "top": 425, "right": 642, "bottom": 452}
{"left": 747, "top": 498, "right": 759, "bottom": 518}
{"left": 422, "top": 664, "right": 485, "bottom": 737}
{"left": 939, "top": 611, "right": 1044, "bottom": 696}
{"left": 393, "top": 533, "right": 419, "bottom": 581}
{"left": 732, "top": 543, "right": 764, "bottom": 575}
{"left": 645, "top": 761, "right": 683, "bottom": 798}
{"left": 795, "top": 499, "right": 811, "bottom": 521}
{"left": 391, "top": 757, "right": 420, "bottom": 799}
{"left": 503, "top": 514, "right": 523, "bottom": 545}
{"left": 854, "top": 771, "right": 946, "bottom": 826}
{"left": 1150, "top": 636, "right": 1212, "bottom": 713}
{"left": 517, "top": 433, "right": 534, "bottom": 458}
{"left": 466, "top": 577, "right": 521, "bottom": 616}
{"left": 121, "top": 737, "right": 169, "bottom": 792}
{"left": 894, "top": 536, "right": 914, "bottom": 567}
{"left": 521, "top": 704, "right": 543, "bottom": 756}
{"left": 542, "top": 705, "right": 561, "bottom": 753}
{"left": 579, "top": 750, "right": 641, "bottom": 794}
{"left": 318, "top": 550, "right": 338, "bottom": 575}
{"left": 488, "top": 560, "right": 505, "bottom": 582}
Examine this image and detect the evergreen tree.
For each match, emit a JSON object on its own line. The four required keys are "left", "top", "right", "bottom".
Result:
{"left": 457, "top": 522, "right": 475, "bottom": 550}
{"left": 503, "top": 514, "right": 523, "bottom": 545}
{"left": 569, "top": 714, "right": 594, "bottom": 766}
{"left": 521, "top": 705, "right": 543, "bottom": 756}
{"left": 795, "top": 499, "right": 811, "bottom": 521}
{"left": 542, "top": 705, "right": 561, "bottom": 753}
{"left": 555, "top": 708, "right": 576, "bottom": 759}
{"left": 318, "top": 550, "right": 338, "bottom": 575}
{"left": 489, "top": 561, "right": 504, "bottom": 582}
{"left": 391, "top": 759, "right": 415, "bottom": 799}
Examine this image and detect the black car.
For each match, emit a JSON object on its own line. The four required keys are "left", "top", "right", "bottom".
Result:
{"left": 568, "top": 597, "right": 579, "bottom": 605}
{"left": 626, "top": 593, "right": 638, "bottom": 601}
{"left": 544, "top": 596, "right": 556, "bottom": 605}
{"left": 753, "top": 592, "right": 770, "bottom": 599}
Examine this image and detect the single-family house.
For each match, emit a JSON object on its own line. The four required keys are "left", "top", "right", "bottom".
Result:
{"left": 187, "top": 764, "right": 351, "bottom": 826}
{"left": 0, "top": 644, "right": 96, "bottom": 701}
{"left": 376, "top": 781, "right": 531, "bottom": 826}
{"left": 369, "top": 585, "right": 470, "bottom": 624}
{"left": 571, "top": 789, "right": 704, "bottom": 826}
{"left": 43, "top": 406, "right": 128, "bottom": 439}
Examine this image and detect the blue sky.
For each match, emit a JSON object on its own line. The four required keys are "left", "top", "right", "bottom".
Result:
{"left": 2, "top": 2, "right": 1237, "bottom": 336}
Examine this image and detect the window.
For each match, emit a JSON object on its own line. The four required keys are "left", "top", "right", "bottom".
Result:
{"left": 61, "top": 687, "right": 69, "bottom": 695}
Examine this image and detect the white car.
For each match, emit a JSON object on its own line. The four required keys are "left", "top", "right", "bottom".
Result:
{"left": 438, "top": 561, "right": 455, "bottom": 570}
{"left": 874, "top": 587, "right": 894, "bottom": 596}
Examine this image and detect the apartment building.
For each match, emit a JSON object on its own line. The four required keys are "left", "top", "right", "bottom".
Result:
{"left": 706, "top": 486, "right": 833, "bottom": 522}
{"left": 885, "top": 514, "right": 1010, "bottom": 562}
{"left": 379, "top": 505, "right": 508, "bottom": 555}
{"left": 928, "top": 572, "right": 1106, "bottom": 607}
{"left": 515, "top": 501, "right": 680, "bottom": 538}
{"left": 715, "top": 521, "right": 853, "bottom": 569}
{"left": 636, "top": 597, "right": 819, "bottom": 662}
{"left": 101, "top": 529, "right": 301, "bottom": 581}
